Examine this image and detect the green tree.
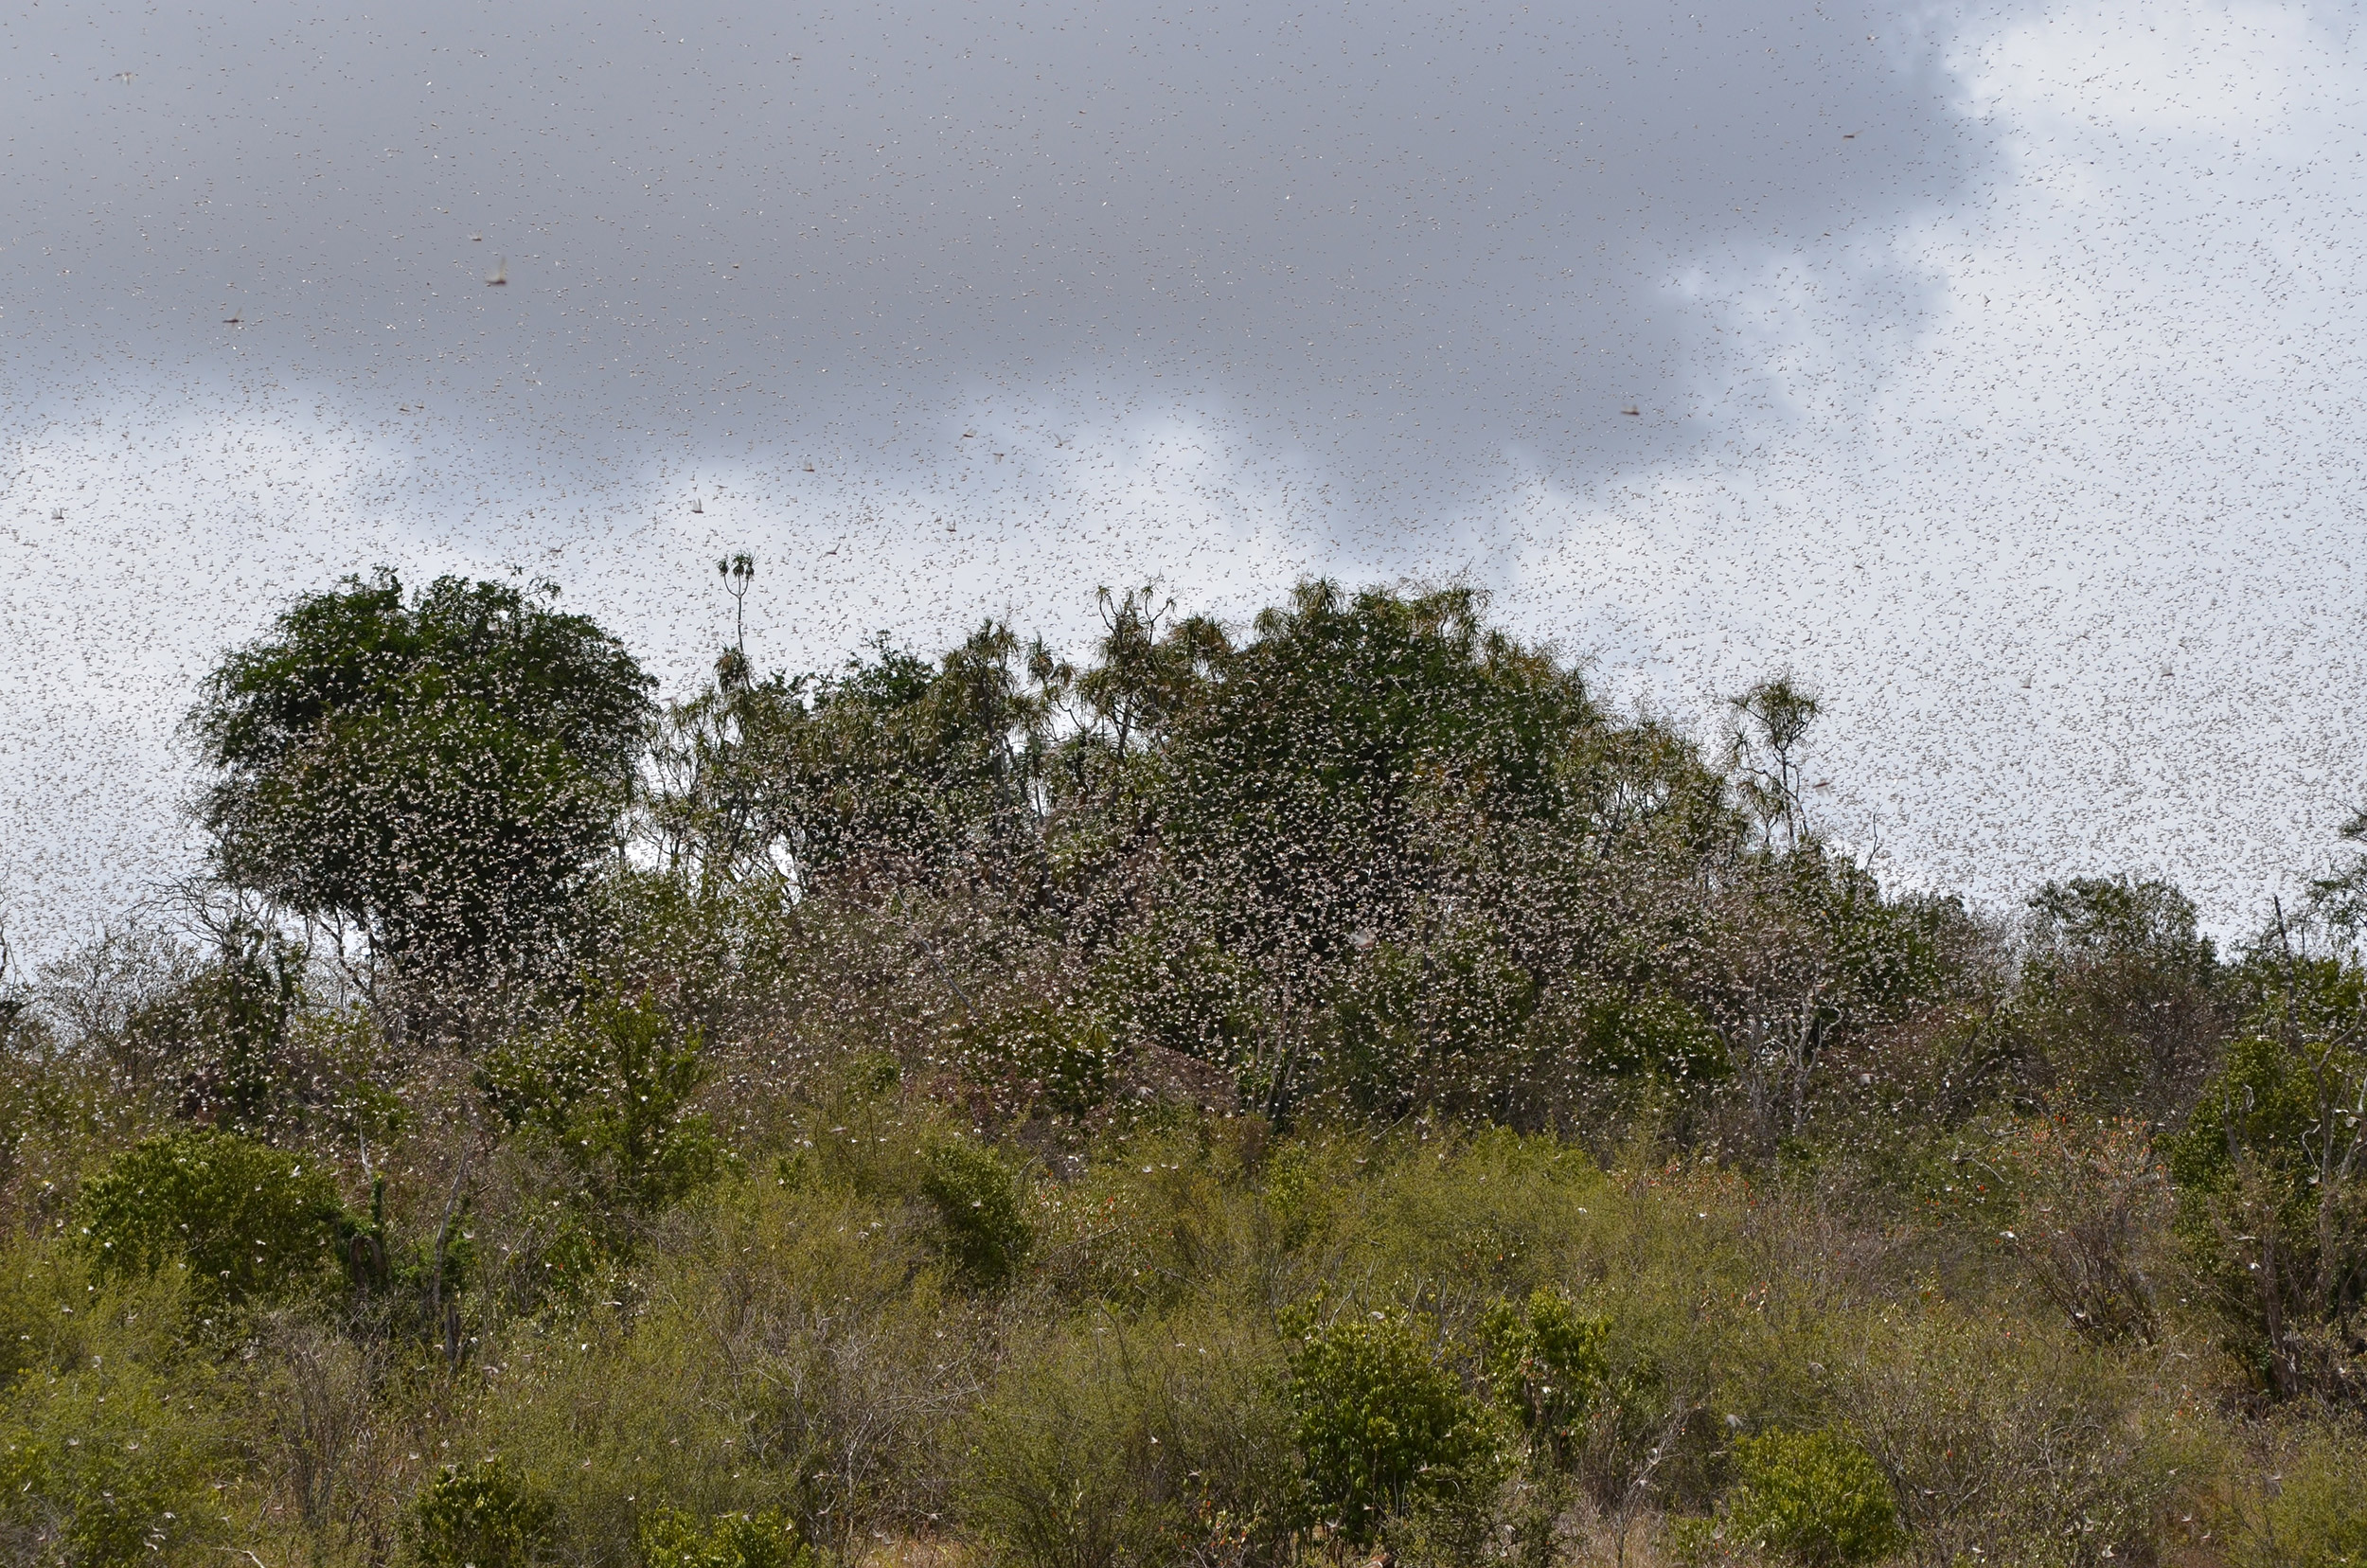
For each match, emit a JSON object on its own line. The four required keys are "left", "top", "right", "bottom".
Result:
{"left": 105, "top": 920, "right": 305, "bottom": 1131}
{"left": 0, "top": 1360, "right": 229, "bottom": 1568}
{"left": 2008, "top": 876, "right": 2226, "bottom": 1122}
{"left": 191, "top": 570, "right": 652, "bottom": 1039}
{"left": 2312, "top": 802, "right": 2367, "bottom": 938}
{"left": 1137, "top": 582, "right": 1608, "bottom": 1116}
{"left": 777, "top": 625, "right": 1059, "bottom": 894}
{"left": 1726, "top": 675, "right": 1821, "bottom": 853}
{"left": 2162, "top": 945, "right": 2366, "bottom": 1401}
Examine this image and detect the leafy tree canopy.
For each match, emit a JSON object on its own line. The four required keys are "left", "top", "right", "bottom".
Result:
{"left": 191, "top": 570, "right": 652, "bottom": 1021}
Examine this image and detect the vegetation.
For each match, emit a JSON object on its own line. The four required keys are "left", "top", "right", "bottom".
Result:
{"left": 1699, "top": 1431, "right": 1901, "bottom": 1568}
{"left": 0, "top": 568, "right": 2362, "bottom": 1566}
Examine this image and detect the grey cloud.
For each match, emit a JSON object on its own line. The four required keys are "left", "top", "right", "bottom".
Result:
{"left": 4, "top": 0, "right": 1988, "bottom": 508}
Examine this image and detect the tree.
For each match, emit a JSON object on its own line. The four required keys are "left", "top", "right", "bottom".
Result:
{"left": 191, "top": 570, "right": 652, "bottom": 1040}
{"left": 2311, "top": 802, "right": 2367, "bottom": 939}
{"left": 1136, "top": 581, "right": 1601, "bottom": 1116}
{"left": 1480, "top": 1287, "right": 1613, "bottom": 1470}
{"left": 2162, "top": 937, "right": 2366, "bottom": 1402}
{"left": 1726, "top": 676, "right": 1821, "bottom": 852}
{"left": 1694, "top": 846, "right": 1944, "bottom": 1156}
{"left": 126, "top": 919, "right": 303, "bottom": 1131}
{"left": 786, "top": 623, "right": 1060, "bottom": 891}
{"left": 2007, "top": 876, "right": 2226, "bottom": 1122}
{"left": 652, "top": 623, "right": 1061, "bottom": 901}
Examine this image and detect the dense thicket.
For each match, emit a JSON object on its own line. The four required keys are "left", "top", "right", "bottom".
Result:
{"left": 1, "top": 573, "right": 2362, "bottom": 1568}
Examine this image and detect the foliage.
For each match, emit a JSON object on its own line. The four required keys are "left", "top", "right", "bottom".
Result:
{"left": 1985, "top": 1116, "right": 2169, "bottom": 1344}
{"left": 1278, "top": 1301, "right": 1492, "bottom": 1543}
{"left": 1719, "top": 1429, "right": 1903, "bottom": 1568}
{"left": 960, "top": 1003, "right": 1120, "bottom": 1117}
{"left": 76, "top": 1127, "right": 343, "bottom": 1311}
{"left": 406, "top": 1459, "right": 554, "bottom": 1568}
{"left": 921, "top": 1136, "right": 1033, "bottom": 1289}
{"left": 638, "top": 1505, "right": 810, "bottom": 1568}
{"left": 1833, "top": 1306, "right": 2180, "bottom": 1568}
{"left": 105, "top": 921, "right": 305, "bottom": 1130}
{"left": 480, "top": 988, "right": 722, "bottom": 1234}
{"left": 1144, "top": 583, "right": 1625, "bottom": 1119}
{"left": 2162, "top": 949, "right": 2367, "bottom": 1400}
{"left": 191, "top": 570, "right": 652, "bottom": 1031}
{"left": 1479, "top": 1287, "right": 1612, "bottom": 1469}
{"left": 12, "top": 570, "right": 2360, "bottom": 1568}
{"left": 1726, "top": 675, "right": 1822, "bottom": 852}
{"left": 0, "top": 1355, "right": 230, "bottom": 1567}
{"left": 2007, "top": 875, "right": 2226, "bottom": 1119}
{"left": 2247, "top": 1426, "right": 2367, "bottom": 1568}
{"left": 649, "top": 624, "right": 1058, "bottom": 898}
{"left": 959, "top": 1324, "right": 1295, "bottom": 1568}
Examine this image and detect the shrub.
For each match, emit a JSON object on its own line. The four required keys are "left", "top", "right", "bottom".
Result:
{"left": 407, "top": 1459, "right": 554, "bottom": 1568}
{"left": 1279, "top": 1302, "right": 1492, "bottom": 1544}
{"left": 0, "top": 1356, "right": 229, "bottom": 1567}
{"left": 480, "top": 989, "right": 722, "bottom": 1225}
{"left": 922, "top": 1137, "right": 1032, "bottom": 1289}
{"left": 1987, "top": 1116, "right": 2167, "bottom": 1345}
{"left": 639, "top": 1505, "right": 810, "bottom": 1568}
{"left": 76, "top": 1128, "right": 343, "bottom": 1310}
{"left": 961, "top": 1323, "right": 1296, "bottom": 1568}
{"left": 2249, "top": 1427, "right": 2367, "bottom": 1568}
{"left": 1480, "top": 1286, "right": 1612, "bottom": 1468}
{"left": 1723, "top": 1430, "right": 1902, "bottom": 1568}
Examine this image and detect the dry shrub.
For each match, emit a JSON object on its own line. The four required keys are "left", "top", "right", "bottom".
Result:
{"left": 958, "top": 1317, "right": 1295, "bottom": 1568}
{"left": 245, "top": 1310, "right": 420, "bottom": 1566}
{"left": 467, "top": 1176, "right": 979, "bottom": 1565}
{"left": 1834, "top": 1307, "right": 2190, "bottom": 1568}
{"left": 1984, "top": 1117, "right": 2169, "bottom": 1345}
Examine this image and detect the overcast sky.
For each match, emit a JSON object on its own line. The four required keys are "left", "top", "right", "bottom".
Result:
{"left": 4, "top": 0, "right": 2363, "bottom": 960}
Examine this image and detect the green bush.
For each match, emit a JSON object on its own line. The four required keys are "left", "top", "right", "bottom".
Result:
{"left": 75, "top": 1128, "right": 343, "bottom": 1310}
{"left": 922, "top": 1137, "right": 1032, "bottom": 1289}
{"left": 407, "top": 1459, "right": 554, "bottom": 1568}
{"left": 2251, "top": 1428, "right": 2367, "bottom": 1568}
{"left": 1723, "top": 1430, "right": 1903, "bottom": 1568}
{"left": 1480, "top": 1286, "right": 1612, "bottom": 1468}
{"left": 639, "top": 1505, "right": 810, "bottom": 1568}
{"left": 1279, "top": 1302, "right": 1492, "bottom": 1544}
{"left": 480, "top": 989, "right": 722, "bottom": 1236}
{"left": 0, "top": 1357, "right": 229, "bottom": 1567}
